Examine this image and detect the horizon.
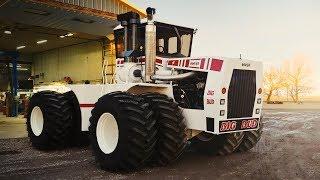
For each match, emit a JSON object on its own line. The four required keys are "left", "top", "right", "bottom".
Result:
{"left": 128, "top": 0, "right": 320, "bottom": 96}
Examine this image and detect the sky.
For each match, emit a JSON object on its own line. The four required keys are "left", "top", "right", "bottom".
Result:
{"left": 129, "top": 0, "right": 320, "bottom": 95}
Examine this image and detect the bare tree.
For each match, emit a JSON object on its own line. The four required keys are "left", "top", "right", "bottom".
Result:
{"left": 263, "top": 66, "right": 286, "bottom": 103}
{"left": 283, "top": 56, "right": 312, "bottom": 103}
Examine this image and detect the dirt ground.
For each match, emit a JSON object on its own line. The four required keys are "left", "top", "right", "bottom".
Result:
{"left": 0, "top": 107, "right": 320, "bottom": 179}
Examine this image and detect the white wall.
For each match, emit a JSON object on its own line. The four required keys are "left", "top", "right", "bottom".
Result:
{"left": 32, "top": 41, "right": 103, "bottom": 84}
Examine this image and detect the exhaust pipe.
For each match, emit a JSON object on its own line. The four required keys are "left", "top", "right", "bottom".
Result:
{"left": 144, "top": 7, "right": 156, "bottom": 82}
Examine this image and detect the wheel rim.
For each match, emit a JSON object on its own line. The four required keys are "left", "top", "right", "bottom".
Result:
{"left": 30, "top": 106, "right": 44, "bottom": 136}
{"left": 96, "top": 113, "right": 119, "bottom": 154}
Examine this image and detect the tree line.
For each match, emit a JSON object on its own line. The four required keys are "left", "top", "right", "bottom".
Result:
{"left": 263, "top": 55, "right": 312, "bottom": 103}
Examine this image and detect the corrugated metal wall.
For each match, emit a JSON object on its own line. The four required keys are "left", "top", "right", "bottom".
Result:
{"left": 32, "top": 41, "right": 105, "bottom": 84}
{"left": 55, "top": 0, "right": 145, "bottom": 17}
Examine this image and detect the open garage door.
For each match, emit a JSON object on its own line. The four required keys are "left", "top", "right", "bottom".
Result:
{"left": 0, "top": 0, "right": 145, "bottom": 116}
{"left": 0, "top": 19, "right": 115, "bottom": 85}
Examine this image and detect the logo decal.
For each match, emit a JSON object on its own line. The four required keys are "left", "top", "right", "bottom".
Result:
{"left": 219, "top": 118, "right": 259, "bottom": 132}
{"left": 206, "top": 99, "right": 214, "bottom": 104}
{"left": 241, "top": 119, "right": 258, "bottom": 129}
{"left": 220, "top": 121, "right": 237, "bottom": 132}
{"left": 207, "top": 90, "right": 214, "bottom": 95}
{"left": 189, "top": 59, "right": 201, "bottom": 68}
{"left": 242, "top": 63, "right": 251, "bottom": 67}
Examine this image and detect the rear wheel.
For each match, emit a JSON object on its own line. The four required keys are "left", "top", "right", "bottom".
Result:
{"left": 89, "top": 92, "right": 157, "bottom": 171}
{"left": 192, "top": 132, "right": 244, "bottom": 155}
{"left": 26, "top": 91, "right": 74, "bottom": 149}
{"left": 141, "top": 93, "right": 187, "bottom": 166}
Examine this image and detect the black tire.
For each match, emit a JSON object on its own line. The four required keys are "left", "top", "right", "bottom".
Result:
{"left": 89, "top": 92, "right": 157, "bottom": 171}
{"left": 141, "top": 93, "right": 187, "bottom": 166}
{"left": 64, "top": 91, "right": 90, "bottom": 147}
{"left": 236, "top": 120, "right": 263, "bottom": 152}
{"left": 26, "top": 91, "right": 74, "bottom": 150}
{"left": 191, "top": 132, "right": 244, "bottom": 155}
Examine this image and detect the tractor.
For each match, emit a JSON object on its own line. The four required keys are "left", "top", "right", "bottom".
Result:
{"left": 26, "top": 7, "right": 263, "bottom": 171}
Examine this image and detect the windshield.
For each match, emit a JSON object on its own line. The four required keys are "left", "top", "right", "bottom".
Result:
{"left": 114, "top": 22, "right": 194, "bottom": 58}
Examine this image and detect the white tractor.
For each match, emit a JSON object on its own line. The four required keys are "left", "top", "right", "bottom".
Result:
{"left": 26, "top": 8, "right": 263, "bottom": 171}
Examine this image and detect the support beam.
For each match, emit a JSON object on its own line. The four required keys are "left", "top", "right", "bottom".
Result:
{"left": 0, "top": 51, "right": 19, "bottom": 116}
{"left": 11, "top": 55, "right": 18, "bottom": 116}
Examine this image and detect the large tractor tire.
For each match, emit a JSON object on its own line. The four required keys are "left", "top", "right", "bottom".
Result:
{"left": 26, "top": 91, "right": 74, "bottom": 150}
{"left": 64, "top": 91, "right": 90, "bottom": 147}
{"left": 236, "top": 120, "right": 263, "bottom": 152}
{"left": 141, "top": 93, "right": 187, "bottom": 166}
{"left": 191, "top": 132, "right": 244, "bottom": 155}
{"left": 89, "top": 92, "right": 157, "bottom": 171}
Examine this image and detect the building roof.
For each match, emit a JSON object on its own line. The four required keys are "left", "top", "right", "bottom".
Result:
{"left": 24, "top": 0, "right": 146, "bottom": 19}
{"left": 0, "top": 0, "right": 147, "bottom": 53}
{"left": 119, "top": 0, "right": 146, "bottom": 17}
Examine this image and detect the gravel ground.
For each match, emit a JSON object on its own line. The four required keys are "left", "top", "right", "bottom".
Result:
{"left": 0, "top": 109, "right": 320, "bottom": 179}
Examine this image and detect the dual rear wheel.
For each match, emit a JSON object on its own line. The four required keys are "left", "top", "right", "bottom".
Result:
{"left": 26, "top": 91, "right": 87, "bottom": 149}
{"left": 26, "top": 91, "right": 74, "bottom": 149}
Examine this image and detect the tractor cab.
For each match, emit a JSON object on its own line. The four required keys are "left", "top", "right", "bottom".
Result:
{"left": 114, "top": 18, "right": 194, "bottom": 59}
{"left": 114, "top": 9, "right": 196, "bottom": 82}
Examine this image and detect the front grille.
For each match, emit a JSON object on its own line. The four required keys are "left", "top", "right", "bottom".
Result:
{"left": 227, "top": 69, "right": 256, "bottom": 118}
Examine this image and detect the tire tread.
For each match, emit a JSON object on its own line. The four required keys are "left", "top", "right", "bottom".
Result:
{"left": 141, "top": 93, "right": 187, "bottom": 166}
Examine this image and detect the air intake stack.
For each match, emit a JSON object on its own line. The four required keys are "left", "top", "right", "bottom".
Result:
{"left": 117, "top": 11, "right": 140, "bottom": 62}
{"left": 144, "top": 7, "right": 156, "bottom": 82}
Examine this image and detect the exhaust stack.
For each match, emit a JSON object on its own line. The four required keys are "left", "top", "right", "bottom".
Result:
{"left": 144, "top": 7, "right": 156, "bottom": 82}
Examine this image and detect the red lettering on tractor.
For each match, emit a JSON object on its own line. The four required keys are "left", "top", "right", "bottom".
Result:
{"left": 207, "top": 90, "right": 214, "bottom": 95}
{"left": 220, "top": 121, "right": 237, "bottom": 132}
{"left": 206, "top": 99, "right": 214, "bottom": 104}
{"left": 241, "top": 119, "right": 258, "bottom": 129}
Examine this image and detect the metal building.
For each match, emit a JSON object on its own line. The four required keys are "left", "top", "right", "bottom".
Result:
{"left": 0, "top": 0, "right": 146, "bottom": 116}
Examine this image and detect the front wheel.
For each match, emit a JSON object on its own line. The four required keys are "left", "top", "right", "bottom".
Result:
{"left": 89, "top": 92, "right": 157, "bottom": 171}
{"left": 141, "top": 93, "right": 187, "bottom": 166}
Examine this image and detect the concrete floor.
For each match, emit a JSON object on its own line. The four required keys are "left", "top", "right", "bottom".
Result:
{"left": 0, "top": 115, "right": 27, "bottom": 139}
{"left": 0, "top": 108, "right": 320, "bottom": 179}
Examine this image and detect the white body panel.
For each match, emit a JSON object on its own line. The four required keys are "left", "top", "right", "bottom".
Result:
{"left": 69, "top": 83, "right": 173, "bottom": 131}
{"left": 182, "top": 109, "right": 207, "bottom": 131}
{"left": 34, "top": 56, "right": 262, "bottom": 134}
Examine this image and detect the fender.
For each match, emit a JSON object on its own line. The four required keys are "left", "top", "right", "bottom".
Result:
{"left": 33, "top": 84, "right": 72, "bottom": 94}
{"left": 69, "top": 83, "right": 173, "bottom": 131}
